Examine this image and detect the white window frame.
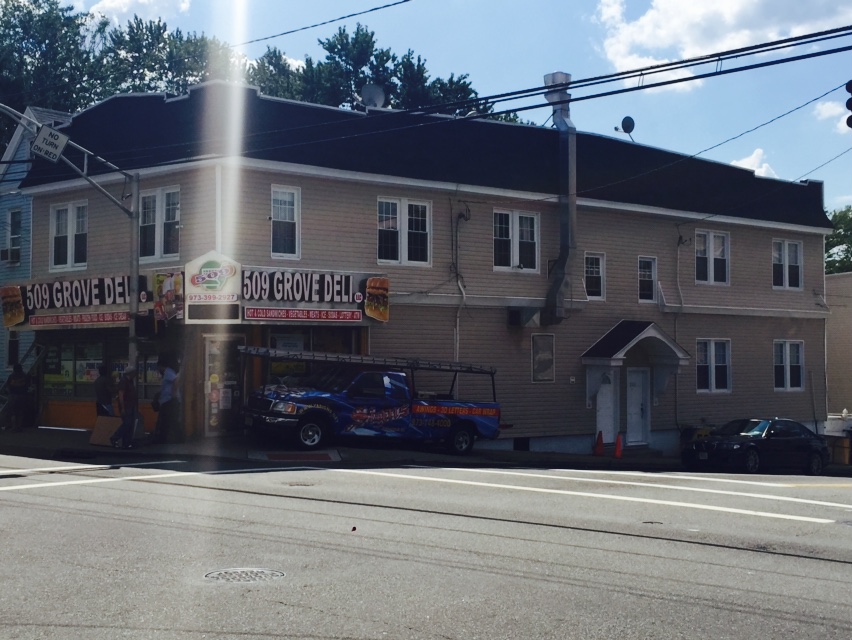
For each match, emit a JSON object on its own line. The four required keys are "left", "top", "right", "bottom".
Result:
{"left": 139, "top": 186, "right": 180, "bottom": 262}
{"left": 531, "top": 333, "right": 555, "bottom": 383}
{"left": 584, "top": 252, "right": 605, "bottom": 300}
{"left": 377, "top": 197, "right": 432, "bottom": 267}
{"left": 696, "top": 339, "right": 731, "bottom": 393}
{"left": 492, "top": 209, "right": 540, "bottom": 273}
{"left": 695, "top": 230, "right": 729, "bottom": 285}
{"left": 49, "top": 200, "right": 87, "bottom": 272}
{"left": 2, "top": 208, "right": 22, "bottom": 263}
{"left": 772, "top": 239, "right": 803, "bottom": 290}
{"left": 271, "top": 185, "right": 301, "bottom": 260}
{"left": 774, "top": 340, "right": 804, "bottom": 391}
{"left": 638, "top": 256, "right": 657, "bottom": 302}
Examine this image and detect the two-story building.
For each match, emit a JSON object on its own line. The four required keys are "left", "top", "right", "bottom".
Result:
{"left": 9, "top": 81, "right": 833, "bottom": 453}
{"left": 1, "top": 107, "right": 71, "bottom": 423}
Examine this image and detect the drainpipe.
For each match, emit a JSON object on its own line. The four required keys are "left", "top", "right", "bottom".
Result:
{"left": 542, "top": 71, "right": 576, "bottom": 326}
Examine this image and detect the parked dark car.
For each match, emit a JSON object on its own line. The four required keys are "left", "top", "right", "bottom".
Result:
{"left": 681, "top": 418, "right": 830, "bottom": 475}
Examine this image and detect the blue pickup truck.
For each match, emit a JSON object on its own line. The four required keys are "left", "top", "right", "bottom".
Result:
{"left": 240, "top": 348, "right": 501, "bottom": 454}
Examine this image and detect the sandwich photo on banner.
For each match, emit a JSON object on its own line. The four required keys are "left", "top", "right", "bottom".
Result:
{"left": 364, "top": 277, "right": 389, "bottom": 322}
{"left": 1, "top": 286, "right": 25, "bottom": 328}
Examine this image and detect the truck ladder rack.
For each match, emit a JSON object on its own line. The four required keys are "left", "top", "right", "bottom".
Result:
{"left": 238, "top": 346, "right": 496, "bottom": 376}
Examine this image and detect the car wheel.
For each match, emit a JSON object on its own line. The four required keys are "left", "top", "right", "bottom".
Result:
{"left": 447, "top": 424, "right": 476, "bottom": 455}
{"left": 805, "top": 452, "right": 824, "bottom": 476}
{"left": 744, "top": 448, "right": 760, "bottom": 474}
{"left": 296, "top": 417, "right": 327, "bottom": 450}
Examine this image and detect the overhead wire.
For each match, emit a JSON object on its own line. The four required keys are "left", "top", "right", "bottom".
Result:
{"left": 231, "top": 0, "right": 413, "bottom": 48}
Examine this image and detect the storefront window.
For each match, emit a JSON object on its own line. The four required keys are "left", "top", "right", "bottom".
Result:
{"left": 43, "top": 344, "right": 74, "bottom": 397}
{"left": 75, "top": 342, "right": 103, "bottom": 383}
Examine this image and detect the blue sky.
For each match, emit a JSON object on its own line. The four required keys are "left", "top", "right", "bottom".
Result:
{"left": 71, "top": 0, "right": 851, "bottom": 212}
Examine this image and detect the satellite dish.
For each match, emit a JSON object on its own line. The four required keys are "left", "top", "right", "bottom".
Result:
{"left": 360, "top": 83, "right": 386, "bottom": 109}
{"left": 621, "top": 116, "right": 635, "bottom": 134}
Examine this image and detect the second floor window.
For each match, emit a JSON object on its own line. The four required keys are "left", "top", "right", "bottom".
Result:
{"left": 51, "top": 202, "right": 87, "bottom": 270}
{"left": 638, "top": 256, "right": 657, "bottom": 302}
{"left": 494, "top": 209, "right": 538, "bottom": 271}
{"left": 772, "top": 240, "right": 802, "bottom": 289}
{"left": 378, "top": 198, "right": 431, "bottom": 265}
{"left": 584, "top": 253, "right": 605, "bottom": 299}
{"left": 272, "top": 186, "right": 300, "bottom": 258}
{"left": 695, "top": 230, "right": 728, "bottom": 284}
{"left": 774, "top": 340, "right": 803, "bottom": 390}
{"left": 2, "top": 208, "right": 21, "bottom": 263}
{"left": 140, "top": 187, "right": 180, "bottom": 259}
{"left": 696, "top": 339, "right": 730, "bottom": 392}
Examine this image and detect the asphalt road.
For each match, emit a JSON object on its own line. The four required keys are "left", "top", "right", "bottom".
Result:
{"left": 1, "top": 453, "right": 850, "bottom": 639}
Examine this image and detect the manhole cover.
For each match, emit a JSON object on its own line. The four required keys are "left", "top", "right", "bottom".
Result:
{"left": 205, "top": 568, "right": 285, "bottom": 583}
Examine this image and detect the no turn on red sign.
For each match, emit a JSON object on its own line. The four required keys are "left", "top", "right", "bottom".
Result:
{"left": 31, "top": 125, "right": 69, "bottom": 163}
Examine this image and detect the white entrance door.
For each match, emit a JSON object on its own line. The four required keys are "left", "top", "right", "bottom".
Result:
{"left": 626, "top": 368, "right": 649, "bottom": 445}
{"left": 596, "top": 374, "right": 617, "bottom": 444}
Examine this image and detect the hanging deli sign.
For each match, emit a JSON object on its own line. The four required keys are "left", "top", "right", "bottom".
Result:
{"left": 184, "top": 250, "right": 242, "bottom": 324}
{"left": 242, "top": 269, "right": 360, "bottom": 304}
{"left": 241, "top": 268, "right": 389, "bottom": 323}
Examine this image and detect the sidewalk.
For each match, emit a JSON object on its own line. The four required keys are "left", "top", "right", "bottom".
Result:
{"left": 0, "top": 424, "right": 684, "bottom": 471}
{"left": 2, "top": 424, "right": 849, "bottom": 476}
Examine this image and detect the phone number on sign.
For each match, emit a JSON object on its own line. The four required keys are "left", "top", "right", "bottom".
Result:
{"left": 187, "top": 293, "right": 239, "bottom": 302}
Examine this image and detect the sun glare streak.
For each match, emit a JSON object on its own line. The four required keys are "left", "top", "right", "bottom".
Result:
{"left": 208, "top": 0, "right": 248, "bottom": 257}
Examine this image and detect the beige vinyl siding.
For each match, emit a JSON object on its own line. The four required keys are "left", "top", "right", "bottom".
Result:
{"left": 674, "top": 314, "right": 826, "bottom": 426}
{"left": 826, "top": 273, "right": 852, "bottom": 413}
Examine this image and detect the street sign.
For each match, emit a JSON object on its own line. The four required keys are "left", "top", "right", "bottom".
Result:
{"left": 31, "top": 125, "right": 69, "bottom": 163}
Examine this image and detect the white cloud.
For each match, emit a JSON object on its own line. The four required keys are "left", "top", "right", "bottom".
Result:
{"left": 596, "top": 0, "right": 852, "bottom": 92}
{"left": 813, "top": 100, "right": 851, "bottom": 135}
{"left": 87, "top": 0, "right": 191, "bottom": 25}
{"left": 731, "top": 148, "right": 779, "bottom": 178}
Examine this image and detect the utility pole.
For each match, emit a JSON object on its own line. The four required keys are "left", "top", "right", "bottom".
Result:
{"left": 1, "top": 102, "right": 140, "bottom": 369}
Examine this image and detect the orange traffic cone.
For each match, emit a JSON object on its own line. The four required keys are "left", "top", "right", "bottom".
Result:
{"left": 614, "top": 433, "right": 623, "bottom": 459}
{"left": 593, "top": 431, "right": 604, "bottom": 456}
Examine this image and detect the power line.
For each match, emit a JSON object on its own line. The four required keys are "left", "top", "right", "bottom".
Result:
{"left": 232, "top": 0, "right": 413, "bottom": 48}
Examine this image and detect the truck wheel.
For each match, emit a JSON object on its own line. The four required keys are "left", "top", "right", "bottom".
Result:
{"left": 296, "top": 417, "right": 327, "bottom": 450}
{"left": 447, "top": 424, "right": 476, "bottom": 455}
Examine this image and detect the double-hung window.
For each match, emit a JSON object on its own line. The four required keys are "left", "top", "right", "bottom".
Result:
{"left": 2, "top": 208, "right": 21, "bottom": 263}
{"left": 140, "top": 187, "right": 180, "bottom": 260}
{"left": 50, "top": 201, "right": 87, "bottom": 270}
{"left": 584, "top": 253, "right": 605, "bottom": 300}
{"left": 774, "top": 340, "right": 803, "bottom": 390}
{"left": 696, "top": 339, "right": 730, "bottom": 392}
{"left": 271, "top": 186, "right": 300, "bottom": 258}
{"left": 493, "top": 209, "right": 538, "bottom": 272}
{"left": 638, "top": 256, "right": 657, "bottom": 302}
{"left": 377, "top": 197, "right": 431, "bottom": 266}
{"left": 695, "top": 230, "right": 729, "bottom": 284}
{"left": 772, "top": 240, "right": 802, "bottom": 289}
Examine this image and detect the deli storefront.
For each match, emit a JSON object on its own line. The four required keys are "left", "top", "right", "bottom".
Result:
{"left": 5, "top": 250, "right": 388, "bottom": 439}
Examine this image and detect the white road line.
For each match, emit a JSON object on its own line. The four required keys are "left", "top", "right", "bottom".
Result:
{"left": 330, "top": 468, "right": 836, "bottom": 523}
{"left": 0, "top": 466, "right": 313, "bottom": 492}
{"left": 0, "top": 461, "right": 186, "bottom": 475}
{"left": 423, "top": 467, "right": 852, "bottom": 510}
{"left": 508, "top": 468, "right": 793, "bottom": 487}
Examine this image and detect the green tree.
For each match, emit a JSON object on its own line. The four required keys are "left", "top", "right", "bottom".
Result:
{"left": 246, "top": 46, "right": 302, "bottom": 100}
{"left": 98, "top": 17, "right": 243, "bottom": 96}
{"left": 0, "top": 0, "right": 104, "bottom": 145}
{"left": 826, "top": 205, "right": 852, "bottom": 274}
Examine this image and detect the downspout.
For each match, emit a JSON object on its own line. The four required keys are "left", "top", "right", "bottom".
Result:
{"left": 542, "top": 71, "right": 576, "bottom": 326}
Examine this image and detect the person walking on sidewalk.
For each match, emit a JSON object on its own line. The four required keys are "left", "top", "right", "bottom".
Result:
{"left": 6, "top": 363, "right": 31, "bottom": 431}
{"left": 111, "top": 365, "right": 138, "bottom": 449}
{"left": 94, "top": 365, "right": 116, "bottom": 416}
{"left": 152, "top": 357, "right": 182, "bottom": 444}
